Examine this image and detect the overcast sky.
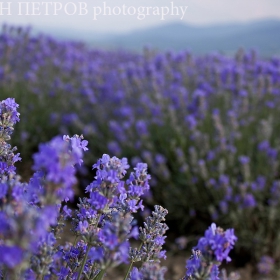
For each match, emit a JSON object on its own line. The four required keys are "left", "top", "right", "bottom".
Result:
{"left": 1, "top": 0, "right": 280, "bottom": 33}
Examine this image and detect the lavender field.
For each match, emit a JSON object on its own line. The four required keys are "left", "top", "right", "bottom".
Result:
{"left": 0, "top": 25, "right": 280, "bottom": 279}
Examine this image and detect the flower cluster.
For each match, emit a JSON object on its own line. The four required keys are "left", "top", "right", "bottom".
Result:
{"left": 257, "top": 255, "right": 275, "bottom": 275}
{"left": 185, "top": 223, "right": 237, "bottom": 280}
{"left": 32, "top": 134, "right": 88, "bottom": 203}
{"left": 0, "top": 98, "right": 237, "bottom": 279}
{"left": 0, "top": 98, "right": 21, "bottom": 178}
{"left": 0, "top": 99, "right": 89, "bottom": 278}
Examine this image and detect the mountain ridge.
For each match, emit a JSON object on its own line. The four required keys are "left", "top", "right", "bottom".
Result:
{"left": 34, "top": 19, "right": 280, "bottom": 56}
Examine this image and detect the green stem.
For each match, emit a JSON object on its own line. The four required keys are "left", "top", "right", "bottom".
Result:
{"left": 89, "top": 262, "right": 98, "bottom": 279}
{"left": 93, "top": 269, "right": 106, "bottom": 280}
{"left": 77, "top": 244, "right": 91, "bottom": 280}
{"left": 123, "top": 261, "right": 134, "bottom": 280}
{"left": 123, "top": 241, "right": 143, "bottom": 280}
{"left": 73, "top": 235, "right": 79, "bottom": 246}
{"left": 95, "top": 213, "right": 102, "bottom": 228}
{"left": 85, "top": 212, "right": 103, "bottom": 279}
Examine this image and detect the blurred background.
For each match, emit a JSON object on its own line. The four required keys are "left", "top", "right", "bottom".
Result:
{"left": 1, "top": 0, "right": 280, "bottom": 56}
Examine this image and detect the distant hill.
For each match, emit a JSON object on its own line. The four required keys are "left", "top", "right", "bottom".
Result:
{"left": 35, "top": 19, "right": 280, "bottom": 56}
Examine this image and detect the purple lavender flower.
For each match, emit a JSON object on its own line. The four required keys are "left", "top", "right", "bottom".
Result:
{"left": 267, "top": 148, "right": 277, "bottom": 159}
{"left": 210, "top": 265, "right": 220, "bottom": 279}
{"left": 238, "top": 156, "right": 250, "bottom": 165}
{"left": 128, "top": 267, "right": 142, "bottom": 280}
{"left": 136, "top": 205, "right": 169, "bottom": 263}
{"left": 88, "top": 191, "right": 108, "bottom": 210}
{"left": 243, "top": 193, "right": 256, "bottom": 208}
{"left": 219, "top": 200, "right": 228, "bottom": 214}
{"left": 0, "top": 182, "right": 8, "bottom": 199}
{"left": 136, "top": 120, "right": 149, "bottom": 136}
{"left": 1, "top": 98, "right": 20, "bottom": 124}
{"left": 155, "top": 154, "right": 166, "bottom": 165}
{"left": 185, "top": 115, "right": 197, "bottom": 130}
{"left": 0, "top": 98, "right": 21, "bottom": 177}
{"left": 139, "top": 262, "right": 167, "bottom": 280}
{"left": 185, "top": 223, "right": 237, "bottom": 279}
{"left": 0, "top": 245, "right": 24, "bottom": 268}
{"left": 33, "top": 134, "right": 87, "bottom": 202}
{"left": 257, "top": 255, "right": 274, "bottom": 275}
{"left": 219, "top": 175, "right": 229, "bottom": 187}
{"left": 92, "top": 211, "right": 133, "bottom": 267}
{"left": 186, "top": 251, "right": 201, "bottom": 277}
{"left": 258, "top": 140, "right": 270, "bottom": 151}
{"left": 108, "top": 141, "right": 122, "bottom": 156}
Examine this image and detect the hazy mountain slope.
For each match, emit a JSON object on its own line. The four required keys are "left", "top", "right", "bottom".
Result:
{"left": 35, "top": 19, "right": 280, "bottom": 56}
